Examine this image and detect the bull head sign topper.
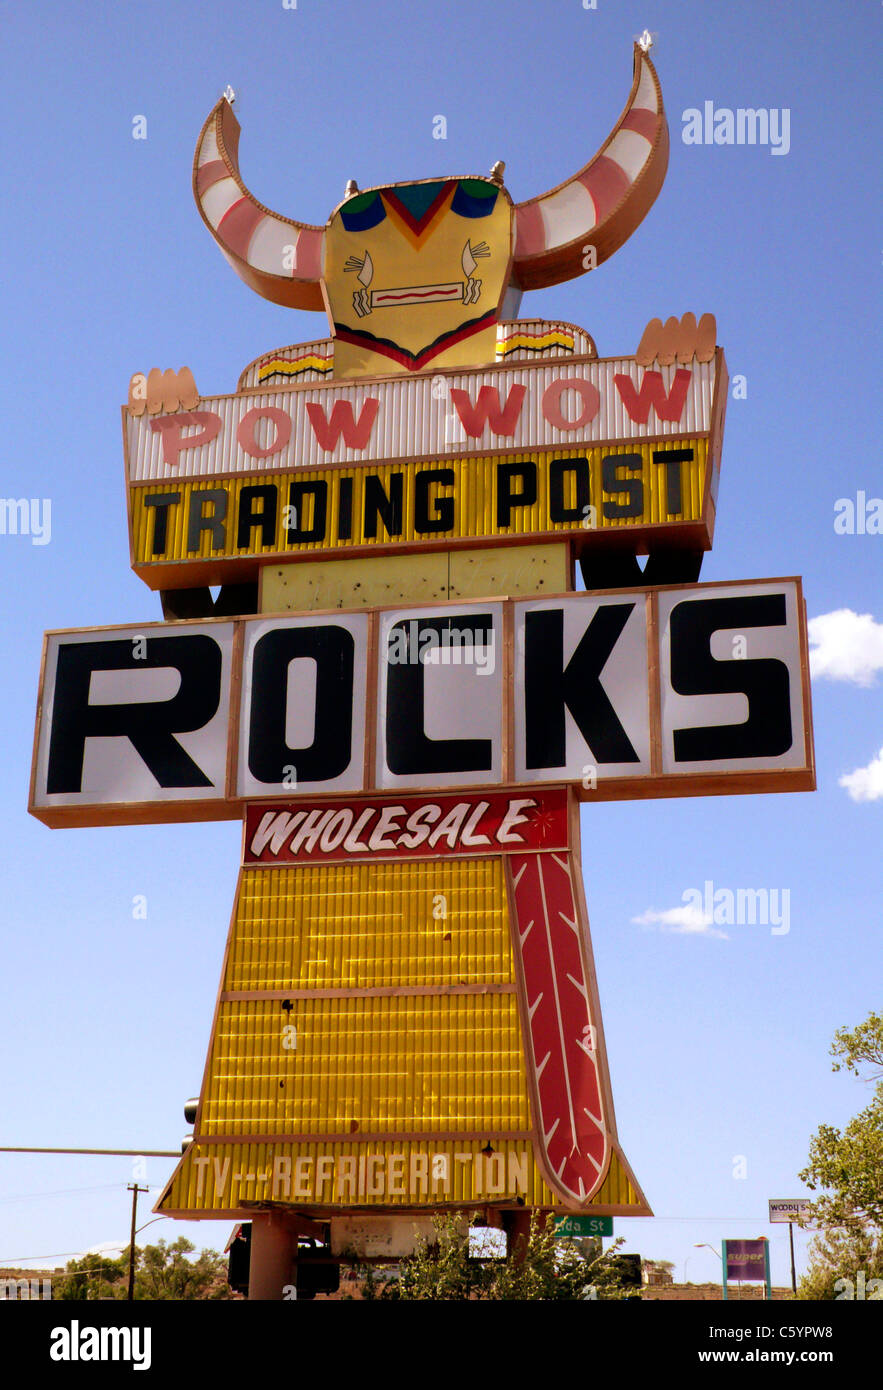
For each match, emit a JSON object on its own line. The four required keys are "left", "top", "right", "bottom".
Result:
{"left": 194, "top": 45, "right": 668, "bottom": 379}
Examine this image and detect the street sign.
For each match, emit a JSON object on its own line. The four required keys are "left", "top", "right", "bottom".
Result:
{"left": 769, "top": 1199, "right": 811, "bottom": 1223}
{"left": 555, "top": 1215, "right": 613, "bottom": 1238}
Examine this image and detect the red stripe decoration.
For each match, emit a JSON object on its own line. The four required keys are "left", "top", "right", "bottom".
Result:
{"left": 196, "top": 159, "right": 230, "bottom": 196}
{"left": 509, "top": 851, "right": 608, "bottom": 1203}
{"left": 514, "top": 201, "right": 546, "bottom": 257}
{"left": 218, "top": 198, "right": 266, "bottom": 261}
{"left": 621, "top": 107, "right": 659, "bottom": 142}
{"left": 580, "top": 156, "right": 632, "bottom": 224}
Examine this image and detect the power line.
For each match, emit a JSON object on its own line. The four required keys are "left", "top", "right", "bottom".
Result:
{"left": 0, "top": 1147, "right": 179, "bottom": 1157}
{"left": 0, "top": 1182, "right": 125, "bottom": 1205}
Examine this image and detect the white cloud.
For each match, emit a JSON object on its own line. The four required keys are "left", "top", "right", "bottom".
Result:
{"left": 808, "top": 609, "right": 883, "bottom": 687}
{"left": 839, "top": 746, "right": 883, "bottom": 802}
{"left": 631, "top": 904, "right": 729, "bottom": 940}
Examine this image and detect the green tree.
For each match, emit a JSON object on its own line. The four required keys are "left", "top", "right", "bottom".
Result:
{"left": 798, "top": 1011, "right": 883, "bottom": 1300}
{"left": 799, "top": 1010, "right": 883, "bottom": 1231}
{"left": 798, "top": 1227, "right": 883, "bottom": 1301}
{"left": 54, "top": 1239, "right": 236, "bottom": 1301}
{"left": 129, "top": 1237, "right": 235, "bottom": 1300}
{"left": 52, "top": 1251, "right": 127, "bottom": 1301}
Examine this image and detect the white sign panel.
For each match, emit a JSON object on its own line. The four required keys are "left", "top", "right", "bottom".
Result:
{"left": 32, "top": 623, "right": 235, "bottom": 812}
{"left": 769, "top": 1199, "right": 812, "bottom": 1224}
{"left": 658, "top": 581, "right": 807, "bottom": 774}
{"left": 513, "top": 594, "right": 651, "bottom": 783}
{"left": 376, "top": 603, "right": 504, "bottom": 790}
{"left": 237, "top": 612, "right": 369, "bottom": 798}
{"left": 125, "top": 357, "right": 718, "bottom": 482}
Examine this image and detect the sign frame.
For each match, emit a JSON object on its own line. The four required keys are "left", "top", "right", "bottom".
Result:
{"left": 30, "top": 577, "right": 815, "bottom": 828}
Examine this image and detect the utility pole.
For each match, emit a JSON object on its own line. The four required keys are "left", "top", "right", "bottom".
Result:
{"left": 127, "top": 1184, "right": 149, "bottom": 1301}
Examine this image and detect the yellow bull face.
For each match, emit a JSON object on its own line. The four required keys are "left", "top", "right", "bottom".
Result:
{"left": 324, "top": 177, "right": 513, "bottom": 379}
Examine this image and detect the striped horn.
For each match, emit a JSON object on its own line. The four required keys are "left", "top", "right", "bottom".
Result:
{"left": 193, "top": 97, "right": 325, "bottom": 313}
{"left": 513, "top": 44, "right": 669, "bottom": 292}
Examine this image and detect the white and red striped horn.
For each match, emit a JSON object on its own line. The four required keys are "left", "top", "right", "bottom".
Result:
{"left": 193, "top": 97, "right": 325, "bottom": 313}
{"left": 513, "top": 44, "right": 669, "bottom": 292}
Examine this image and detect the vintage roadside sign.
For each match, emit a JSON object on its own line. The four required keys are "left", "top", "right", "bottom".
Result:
{"left": 555, "top": 1214, "right": 614, "bottom": 1238}
{"left": 30, "top": 40, "right": 814, "bottom": 1286}
{"left": 723, "top": 1238, "right": 771, "bottom": 1298}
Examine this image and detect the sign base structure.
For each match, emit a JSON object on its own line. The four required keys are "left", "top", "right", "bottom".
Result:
{"left": 156, "top": 788, "right": 650, "bottom": 1219}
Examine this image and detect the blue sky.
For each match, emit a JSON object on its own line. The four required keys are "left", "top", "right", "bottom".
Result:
{"left": 1, "top": 0, "right": 879, "bottom": 1289}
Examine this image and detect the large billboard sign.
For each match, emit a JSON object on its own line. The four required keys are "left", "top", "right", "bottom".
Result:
{"left": 30, "top": 40, "right": 815, "bottom": 1256}
{"left": 31, "top": 580, "right": 813, "bottom": 827}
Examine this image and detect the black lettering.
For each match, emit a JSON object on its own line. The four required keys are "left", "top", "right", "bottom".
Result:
{"left": 496, "top": 462, "right": 537, "bottom": 527}
{"left": 653, "top": 447, "right": 693, "bottom": 516}
{"left": 187, "top": 488, "right": 228, "bottom": 552}
{"left": 286, "top": 481, "right": 328, "bottom": 543}
{"left": 669, "top": 594, "right": 792, "bottom": 761}
{"left": 237, "top": 484, "right": 278, "bottom": 549}
{"left": 385, "top": 617, "right": 493, "bottom": 775}
{"left": 549, "top": 458, "right": 591, "bottom": 523}
{"left": 525, "top": 605, "right": 639, "bottom": 766}
{"left": 601, "top": 455, "right": 643, "bottom": 519}
{"left": 144, "top": 492, "right": 180, "bottom": 555}
{"left": 364, "top": 473, "right": 403, "bottom": 539}
{"left": 337, "top": 476, "right": 353, "bottom": 541}
{"left": 46, "top": 636, "right": 221, "bottom": 791}
{"left": 415, "top": 469, "right": 455, "bottom": 533}
{"left": 247, "top": 625, "right": 354, "bottom": 783}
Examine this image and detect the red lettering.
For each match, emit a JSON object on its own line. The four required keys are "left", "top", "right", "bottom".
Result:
{"left": 305, "top": 397, "right": 380, "bottom": 451}
{"left": 236, "top": 406, "right": 292, "bottom": 459}
{"left": 613, "top": 368, "right": 692, "bottom": 425}
{"left": 149, "top": 411, "right": 222, "bottom": 468}
{"left": 449, "top": 384, "right": 527, "bottom": 438}
{"left": 541, "top": 378, "right": 600, "bottom": 431}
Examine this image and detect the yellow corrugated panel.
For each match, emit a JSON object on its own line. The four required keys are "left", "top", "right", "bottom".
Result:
{"left": 227, "top": 860, "right": 512, "bottom": 991}
{"left": 130, "top": 440, "right": 707, "bottom": 564}
{"left": 158, "top": 1136, "right": 645, "bottom": 1215}
{"left": 201, "top": 860, "right": 524, "bottom": 1139}
{"left": 202, "top": 993, "right": 529, "bottom": 1135}
{"left": 160, "top": 1138, "right": 554, "bottom": 1213}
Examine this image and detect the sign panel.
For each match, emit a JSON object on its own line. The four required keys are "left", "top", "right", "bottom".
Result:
{"left": 30, "top": 580, "right": 814, "bottom": 826}
{"left": 724, "top": 1238, "right": 769, "bottom": 1282}
{"left": 124, "top": 357, "right": 721, "bottom": 480}
{"left": 31, "top": 623, "right": 235, "bottom": 818}
{"left": 129, "top": 439, "right": 710, "bottom": 586}
{"left": 554, "top": 1214, "right": 614, "bottom": 1238}
{"left": 769, "top": 1198, "right": 812, "bottom": 1224}
{"left": 244, "top": 789, "right": 569, "bottom": 865}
